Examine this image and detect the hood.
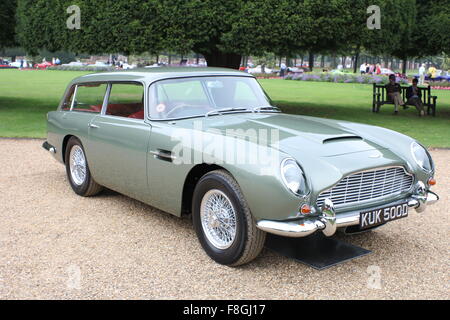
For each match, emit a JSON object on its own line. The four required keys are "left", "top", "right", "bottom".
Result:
{"left": 180, "top": 113, "right": 387, "bottom": 157}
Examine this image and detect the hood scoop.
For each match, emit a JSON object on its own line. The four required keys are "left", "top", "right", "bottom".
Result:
{"left": 323, "top": 135, "right": 363, "bottom": 144}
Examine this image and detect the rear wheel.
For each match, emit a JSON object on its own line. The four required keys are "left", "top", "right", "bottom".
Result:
{"left": 192, "top": 170, "right": 266, "bottom": 266}
{"left": 65, "top": 136, "right": 103, "bottom": 197}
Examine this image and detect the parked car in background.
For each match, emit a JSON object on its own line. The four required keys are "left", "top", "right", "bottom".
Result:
{"left": 34, "top": 61, "right": 54, "bottom": 70}
{"left": 248, "top": 65, "right": 273, "bottom": 74}
{"left": 92, "top": 61, "right": 111, "bottom": 67}
{"left": 380, "top": 68, "right": 395, "bottom": 75}
{"left": 10, "top": 60, "right": 30, "bottom": 68}
{"left": 62, "top": 61, "right": 86, "bottom": 67}
{"left": 0, "top": 60, "right": 15, "bottom": 69}
{"left": 120, "top": 63, "right": 137, "bottom": 70}
{"left": 43, "top": 68, "right": 439, "bottom": 266}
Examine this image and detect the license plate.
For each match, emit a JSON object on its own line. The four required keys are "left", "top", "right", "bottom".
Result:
{"left": 359, "top": 202, "right": 409, "bottom": 230}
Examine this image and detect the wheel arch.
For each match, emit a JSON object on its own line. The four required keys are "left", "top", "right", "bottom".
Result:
{"left": 181, "top": 163, "right": 236, "bottom": 216}
{"left": 62, "top": 134, "right": 75, "bottom": 164}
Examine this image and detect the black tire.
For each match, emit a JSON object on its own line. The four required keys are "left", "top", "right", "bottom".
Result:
{"left": 65, "top": 136, "right": 103, "bottom": 197}
{"left": 192, "top": 170, "right": 266, "bottom": 266}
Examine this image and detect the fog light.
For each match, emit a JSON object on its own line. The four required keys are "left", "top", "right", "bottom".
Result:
{"left": 300, "top": 204, "right": 311, "bottom": 215}
{"left": 428, "top": 178, "right": 436, "bottom": 186}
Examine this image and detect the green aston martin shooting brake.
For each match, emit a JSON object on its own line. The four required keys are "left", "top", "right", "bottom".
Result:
{"left": 43, "top": 68, "right": 439, "bottom": 266}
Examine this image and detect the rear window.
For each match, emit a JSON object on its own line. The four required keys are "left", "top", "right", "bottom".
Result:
{"left": 72, "top": 83, "right": 107, "bottom": 113}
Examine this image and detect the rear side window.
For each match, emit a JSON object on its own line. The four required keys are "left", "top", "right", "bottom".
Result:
{"left": 105, "top": 83, "right": 144, "bottom": 119}
{"left": 72, "top": 83, "right": 107, "bottom": 113}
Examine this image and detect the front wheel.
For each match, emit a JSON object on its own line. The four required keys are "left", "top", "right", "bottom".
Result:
{"left": 192, "top": 170, "right": 266, "bottom": 266}
{"left": 65, "top": 136, "right": 103, "bottom": 197}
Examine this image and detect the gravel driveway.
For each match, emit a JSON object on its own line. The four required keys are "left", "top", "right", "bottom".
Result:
{"left": 0, "top": 139, "right": 448, "bottom": 300}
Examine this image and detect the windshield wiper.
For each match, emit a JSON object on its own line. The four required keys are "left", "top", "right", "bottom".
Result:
{"left": 205, "top": 107, "right": 250, "bottom": 117}
{"left": 252, "top": 106, "right": 281, "bottom": 113}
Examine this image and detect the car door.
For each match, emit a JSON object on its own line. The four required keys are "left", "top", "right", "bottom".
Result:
{"left": 88, "top": 82, "right": 151, "bottom": 202}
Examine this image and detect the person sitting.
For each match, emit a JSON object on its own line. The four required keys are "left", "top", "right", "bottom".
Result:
{"left": 385, "top": 74, "right": 407, "bottom": 114}
{"left": 406, "top": 78, "right": 425, "bottom": 117}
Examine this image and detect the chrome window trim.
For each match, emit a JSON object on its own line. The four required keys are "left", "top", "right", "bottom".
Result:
{"left": 146, "top": 75, "right": 271, "bottom": 122}
{"left": 100, "top": 81, "right": 146, "bottom": 119}
{"left": 316, "top": 166, "right": 415, "bottom": 209}
{"left": 69, "top": 85, "right": 78, "bottom": 111}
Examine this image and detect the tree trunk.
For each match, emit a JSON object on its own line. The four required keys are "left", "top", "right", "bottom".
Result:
{"left": 320, "top": 55, "right": 325, "bottom": 68}
{"left": 402, "top": 58, "right": 407, "bottom": 75}
{"left": 353, "top": 51, "right": 360, "bottom": 73}
{"left": 308, "top": 52, "right": 314, "bottom": 72}
{"left": 203, "top": 50, "right": 242, "bottom": 69}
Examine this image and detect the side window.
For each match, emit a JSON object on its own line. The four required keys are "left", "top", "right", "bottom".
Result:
{"left": 106, "top": 83, "right": 144, "bottom": 119}
{"left": 61, "top": 85, "right": 75, "bottom": 111}
{"left": 72, "top": 83, "right": 107, "bottom": 113}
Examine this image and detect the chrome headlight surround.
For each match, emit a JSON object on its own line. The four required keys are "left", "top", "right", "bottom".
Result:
{"left": 411, "top": 142, "right": 434, "bottom": 173}
{"left": 280, "top": 158, "right": 308, "bottom": 196}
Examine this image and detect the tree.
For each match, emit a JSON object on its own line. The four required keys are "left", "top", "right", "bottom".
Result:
{"left": 300, "top": 0, "right": 354, "bottom": 71}
{"left": 15, "top": 0, "right": 450, "bottom": 69}
{"left": 0, "top": 0, "right": 17, "bottom": 50}
{"left": 413, "top": 0, "right": 450, "bottom": 56}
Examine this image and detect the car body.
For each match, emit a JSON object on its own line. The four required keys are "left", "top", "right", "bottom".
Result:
{"left": 43, "top": 67, "right": 439, "bottom": 266}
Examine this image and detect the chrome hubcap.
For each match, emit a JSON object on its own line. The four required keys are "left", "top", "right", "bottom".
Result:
{"left": 200, "top": 189, "right": 237, "bottom": 250}
{"left": 69, "top": 145, "right": 86, "bottom": 186}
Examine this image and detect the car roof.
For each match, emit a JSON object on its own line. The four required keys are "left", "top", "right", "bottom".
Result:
{"left": 70, "top": 67, "right": 254, "bottom": 85}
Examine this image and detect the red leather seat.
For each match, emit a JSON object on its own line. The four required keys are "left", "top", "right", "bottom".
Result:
{"left": 128, "top": 109, "right": 145, "bottom": 119}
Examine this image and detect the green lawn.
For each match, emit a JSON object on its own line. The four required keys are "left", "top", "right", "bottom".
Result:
{"left": 0, "top": 69, "right": 449, "bottom": 147}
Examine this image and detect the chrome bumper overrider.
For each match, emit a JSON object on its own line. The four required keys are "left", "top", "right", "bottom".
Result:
{"left": 256, "top": 182, "right": 439, "bottom": 238}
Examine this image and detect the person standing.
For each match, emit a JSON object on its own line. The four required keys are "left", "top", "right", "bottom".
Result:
{"left": 385, "top": 74, "right": 407, "bottom": 114}
{"left": 360, "top": 62, "right": 367, "bottom": 74}
{"left": 428, "top": 65, "right": 437, "bottom": 79}
{"left": 376, "top": 63, "right": 381, "bottom": 75}
{"left": 406, "top": 78, "right": 425, "bottom": 117}
{"left": 418, "top": 64, "right": 426, "bottom": 85}
{"left": 280, "top": 62, "right": 287, "bottom": 77}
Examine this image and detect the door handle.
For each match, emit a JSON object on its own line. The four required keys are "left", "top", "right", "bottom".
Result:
{"left": 150, "top": 150, "right": 176, "bottom": 162}
{"left": 89, "top": 123, "right": 100, "bottom": 129}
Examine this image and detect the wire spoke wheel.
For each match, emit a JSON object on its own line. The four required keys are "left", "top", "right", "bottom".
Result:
{"left": 69, "top": 145, "right": 87, "bottom": 186}
{"left": 200, "top": 189, "right": 237, "bottom": 250}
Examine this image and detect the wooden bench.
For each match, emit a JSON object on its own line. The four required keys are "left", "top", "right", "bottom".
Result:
{"left": 372, "top": 84, "right": 437, "bottom": 116}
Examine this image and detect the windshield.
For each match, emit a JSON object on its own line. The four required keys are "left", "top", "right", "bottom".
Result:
{"left": 148, "top": 76, "right": 272, "bottom": 120}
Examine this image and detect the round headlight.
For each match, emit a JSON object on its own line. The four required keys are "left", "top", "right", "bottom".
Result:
{"left": 280, "top": 158, "right": 307, "bottom": 195}
{"left": 411, "top": 142, "right": 433, "bottom": 172}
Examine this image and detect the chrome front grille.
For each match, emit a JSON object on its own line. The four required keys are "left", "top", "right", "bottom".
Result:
{"left": 316, "top": 167, "right": 414, "bottom": 208}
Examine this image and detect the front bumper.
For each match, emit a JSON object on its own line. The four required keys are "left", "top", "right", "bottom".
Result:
{"left": 256, "top": 182, "right": 439, "bottom": 238}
